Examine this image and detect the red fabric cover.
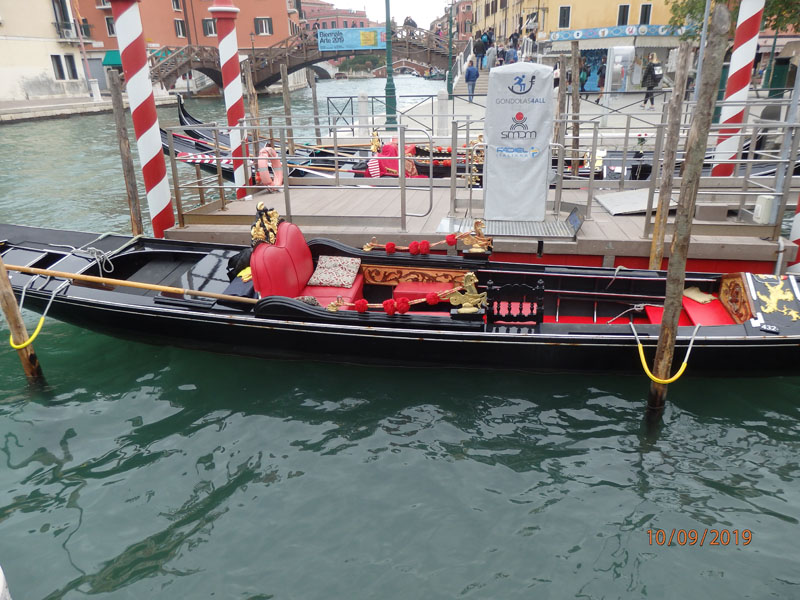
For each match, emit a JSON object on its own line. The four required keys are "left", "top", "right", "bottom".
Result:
{"left": 681, "top": 296, "right": 735, "bottom": 326}
{"left": 250, "top": 245, "right": 301, "bottom": 297}
{"left": 542, "top": 315, "right": 598, "bottom": 323}
{"left": 278, "top": 222, "right": 314, "bottom": 285}
{"left": 393, "top": 281, "right": 453, "bottom": 301}
{"left": 250, "top": 243, "right": 274, "bottom": 297}
{"left": 645, "top": 305, "right": 693, "bottom": 326}
{"left": 302, "top": 273, "right": 365, "bottom": 306}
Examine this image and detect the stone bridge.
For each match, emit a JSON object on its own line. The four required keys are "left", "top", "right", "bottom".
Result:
{"left": 148, "top": 26, "right": 465, "bottom": 91}
{"left": 372, "top": 59, "right": 435, "bottom": 77}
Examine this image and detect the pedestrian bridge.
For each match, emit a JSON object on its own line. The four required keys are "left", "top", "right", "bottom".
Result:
{"left": 148, "top": 27, "right": 465, "bottom": 91}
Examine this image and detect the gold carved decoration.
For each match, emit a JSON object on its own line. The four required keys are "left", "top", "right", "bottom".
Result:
{"left": 754, "top": 275, "right": 800, "bottom": 321}
{"left": 362, "top": 265, "right": 466, "bottom": 286}
{"left": 251, "top": 202, "right": 281, "bottom": 246}
{"left": 719, "top": 273, "right": 754, "bottom": 324}
{"left": 460, "top": 220, "right": 493, "bottom": 253}
{"left": 370, "top": 130, "right": 381, "bottom": 154}
{"left": 448, "top": 272, "right": 487, "bottom": 314}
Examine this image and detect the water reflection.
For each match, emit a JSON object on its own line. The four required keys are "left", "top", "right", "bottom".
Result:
{"left": 1, "top": 322, "right": 799, "bottom": 598}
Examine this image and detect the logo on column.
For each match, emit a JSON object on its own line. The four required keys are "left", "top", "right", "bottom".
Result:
{"left": 508, "top": 74, "right": 536, "bottom": 95}
{"left": 501, "top": 113, "right": 537, "bottom": 139}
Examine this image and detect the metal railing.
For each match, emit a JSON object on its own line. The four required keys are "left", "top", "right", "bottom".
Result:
{"left": 164, "top": 99, "right": 800, "bottom": 242}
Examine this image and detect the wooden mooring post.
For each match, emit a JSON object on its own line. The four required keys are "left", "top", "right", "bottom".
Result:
{"left": 0, "top": 256, "right": 45, "bottom": 384}
{"left": 306, "top": 68, "right": 322, "bottom": 146}
{"left": 280, "top": 63, "right": 295, "bottom": 155}
{"left": 109, "top": 70, "right": 144, "bottom": 237}
{"left": 649, "top": 40, "right": 693, "bottom": 270}
{"left": 646, "top": 4, "right": 730, "bottom": 419}
{"left": 570, "top": 41, "right": 581, "bottom": 177}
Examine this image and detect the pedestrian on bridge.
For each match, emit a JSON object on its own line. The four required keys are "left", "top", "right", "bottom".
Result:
{"left": 465, "top": 60, "right": 479, "bottom": 103}
{"left": 473, "top": 36, "right": 486, "bottom": 70}
{"left": 486, "top": 43, "right": 497, "bottom": 70}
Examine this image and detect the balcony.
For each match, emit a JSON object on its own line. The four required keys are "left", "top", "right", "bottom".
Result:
{"left": 53, "top": 20, "right": 93, "bottom": 41}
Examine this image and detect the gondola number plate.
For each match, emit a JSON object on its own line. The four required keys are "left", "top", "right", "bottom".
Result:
{"left": 760, "top": 324, "right": 780, "bottom": 334}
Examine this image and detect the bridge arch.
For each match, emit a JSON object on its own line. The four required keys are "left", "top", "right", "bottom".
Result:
{"left": 148, "top": 28, "right": 464, "bottom": 91}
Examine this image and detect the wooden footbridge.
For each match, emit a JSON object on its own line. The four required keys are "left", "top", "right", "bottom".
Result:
{"left": 148, "top": 27, "right": 466, "bottom": 91}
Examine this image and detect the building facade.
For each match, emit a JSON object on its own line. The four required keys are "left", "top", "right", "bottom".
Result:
{"left": 0, "top": 0, "right": 302, "bottom": 101}
{"left": 301, "top": 0, "right": 376, "bottom": 31}
{"left": 0, "top": 0, "right": 89, "bottom": 100}
{"left": 430, "top": 0, "right": 473, "bottom": 41}
{"left": 472, "top": 0, "right": 676, "bottom": 49}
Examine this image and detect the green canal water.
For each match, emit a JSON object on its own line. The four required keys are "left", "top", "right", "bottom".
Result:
{"left": 1, "top": 78, "right": 800, "bottom": 599}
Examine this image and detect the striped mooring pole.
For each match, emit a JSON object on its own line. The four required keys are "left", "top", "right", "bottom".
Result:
{"left": 109, "top": 0, "right": 175, "bottom": 237}
{"left": 711, "top": 0, "right": 765, "bottom": 177}
{"left": 789, "top": 195, "right": 800, "bottom": 274}
{"left": 210, "top": 0, "right": 248, "bottom": 200}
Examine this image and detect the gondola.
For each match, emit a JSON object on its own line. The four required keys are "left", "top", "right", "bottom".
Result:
{"left": 2, "top": 210, "right": 799, "bottom": 375}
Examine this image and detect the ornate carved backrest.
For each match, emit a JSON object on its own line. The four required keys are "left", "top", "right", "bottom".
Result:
{"left": 486, "top": 279, "right": 545, "bottom": 324}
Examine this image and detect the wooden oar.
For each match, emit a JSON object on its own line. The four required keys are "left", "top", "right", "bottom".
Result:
{"left": 296, "top": 165, "right": 366, "bottom": 174}
{"left": 4, "top": 264, "right": 258, "bottom": 305}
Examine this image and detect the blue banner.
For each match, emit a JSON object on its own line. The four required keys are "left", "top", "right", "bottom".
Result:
{"left": 549, "top": 24, "right": 687, "bottom": 42}
{"left": 317, "top": 28, "right": 386, "bottom": 51}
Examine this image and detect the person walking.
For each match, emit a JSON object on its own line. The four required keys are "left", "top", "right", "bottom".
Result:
{"left": 486, "top": 43, "right": 497, "bottom": 70}
{"left": 496, "top": 44, "right": 506, "bottom": 66}
{"left": 464, "top": 59, "right": 479, "bottom": 103}
{"left": 473, "top": 36, "right": 486, "bottom": 70}
{"left": 641, "top": 53, "right": 658, "bottom": 110}
{"left": 595, "top": 56, "right": 607, "bottom": 103}
{"left": 579, "top": 57, "right": 589, "bottom": 100}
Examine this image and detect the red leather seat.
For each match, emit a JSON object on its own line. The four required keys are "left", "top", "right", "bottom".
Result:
{"left": 250, "top": 221, "right": 364, "bottom": 306}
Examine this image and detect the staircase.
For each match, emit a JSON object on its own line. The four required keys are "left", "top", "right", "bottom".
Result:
{"left": 453, "top": 67, "right": 489, "bottom": 98}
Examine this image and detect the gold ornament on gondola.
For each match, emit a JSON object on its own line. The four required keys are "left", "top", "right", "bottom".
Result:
{"left": 460, "top": 220, "right": 492, "bottom": 253}
{"left": 250, "top": 202, "right": 281, "bottom": 246}
{"left": 448, "top": 272, "right": 487, "bottom": 313}
{"left": 755, "top": 275, "right": 800, "bottom": 321}
{"left": 370, "top": 130, "right": 382, "bottom": 154}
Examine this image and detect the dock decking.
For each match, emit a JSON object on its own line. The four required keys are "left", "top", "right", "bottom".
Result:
{"left": 165, "top": 184, "right": 794, "bottom": 269}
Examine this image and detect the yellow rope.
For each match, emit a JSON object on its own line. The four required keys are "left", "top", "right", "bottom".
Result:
{"left": 630, "top": 322, "right": 701, "bottom": 384}
{"left": 636, "top": 343, "right": 688, "bottom": 384}
{"left": 9, "top": 316, "right": 45, "bottom": 350}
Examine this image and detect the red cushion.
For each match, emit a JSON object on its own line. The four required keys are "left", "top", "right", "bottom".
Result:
{"left": 645, "top": 305, "right": 693, "bottom": 326}
{"left": 278, "top": 222, "right": 314, "bottom": 285}
{"left": 393, "top": 281, "right": 454, "bottom": 301}
{"left": 681, "top": 296, "right": 735, "bottom": 326}
{"left": 302, "top": 273, "right": 365, "bottom": 306}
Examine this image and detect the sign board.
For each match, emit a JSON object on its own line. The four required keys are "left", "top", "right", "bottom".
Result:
{"left": 549, "top": 24, "right": 686, "bottom": 42}
{"left": 483, "top": 63, "right": 554, "bottom": 222}
{"left": 317, "top": 28, "right": 386, "bottom": 52}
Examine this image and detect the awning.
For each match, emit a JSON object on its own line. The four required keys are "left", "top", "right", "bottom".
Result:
{"left": 102, "top": 50, "right": 121, "bottom": 66}
{"left": 635, "top": 36, "right": 680, "bottom": 48}
{"left": 551, "top": 36, "right": 634, "bottom": 51}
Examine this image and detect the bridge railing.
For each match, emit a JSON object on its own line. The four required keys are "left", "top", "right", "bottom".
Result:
{"left": 325, "top": 93, "right": 488, "bottom": 136}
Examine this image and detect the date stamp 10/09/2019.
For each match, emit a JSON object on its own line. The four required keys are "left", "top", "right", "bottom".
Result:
{"left": 647, "top": 529, "right": 753, "bottom": 547}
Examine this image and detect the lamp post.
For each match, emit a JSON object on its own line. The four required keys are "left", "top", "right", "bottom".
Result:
{"left": 384, "top": 0, "right": 397, "bottom": 126}
{"left": 447, "top": 2, "right": 454, "bottom": 96}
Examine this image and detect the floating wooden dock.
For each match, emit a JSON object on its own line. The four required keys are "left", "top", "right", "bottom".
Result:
{"left": 165, "top": 185, "right": 795, "bottom": 271}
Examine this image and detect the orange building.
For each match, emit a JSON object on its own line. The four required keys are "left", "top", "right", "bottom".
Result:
{"left": 75, "top": 0, "right": 300, "bottom": 89}
{"left": 300, "top": 0, "right": 377, "bottom": 31}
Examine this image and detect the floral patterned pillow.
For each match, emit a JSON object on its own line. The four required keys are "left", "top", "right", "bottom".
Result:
{"left": 306, "top": 256, "right": 361, "bottom": 288}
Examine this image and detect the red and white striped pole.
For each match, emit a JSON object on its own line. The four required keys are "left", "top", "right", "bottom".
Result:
{"left": 711, "top": 0, "right": 765, "bottom": 177}
{"left": 209, "top": 0, "right": 247, "bottom": 200}
{"left": 109, "top": 0, "right": 174, "bottom": 237}
{"left": 788, "top": 195, "right": 800, "bottom": 273}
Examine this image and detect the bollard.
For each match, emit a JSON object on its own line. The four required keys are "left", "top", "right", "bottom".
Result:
{"left": 0, "top": 256, "right": 45, "bottom": 384}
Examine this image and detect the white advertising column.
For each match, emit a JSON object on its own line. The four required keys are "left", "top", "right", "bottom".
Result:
{"left": 484, "top": 63, "right": 554, "bottom": 222}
